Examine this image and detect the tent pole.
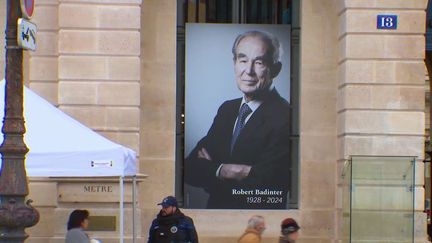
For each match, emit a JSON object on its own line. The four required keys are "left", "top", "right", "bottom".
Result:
{"left": 120, "top": 176, "right": 124, "bottom": 243}
{"left": 132, "top": 175, "right": 137, "bottom": 243}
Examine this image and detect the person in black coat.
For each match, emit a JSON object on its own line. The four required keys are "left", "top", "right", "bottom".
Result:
{"left": 148, "top": 196, "right": 198, "bottom": 243}
{"left": 185, "top": 30, "right": 291, "bottom": 209}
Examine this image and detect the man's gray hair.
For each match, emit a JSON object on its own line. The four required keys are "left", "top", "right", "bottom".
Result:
{"left": 232, "top": 30, "right": 283, "bottom": 64}
{"left": 247, "top": 215, "right": 265, "bottom": 229}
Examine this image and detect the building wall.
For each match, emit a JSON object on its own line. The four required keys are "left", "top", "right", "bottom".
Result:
{"left": 1, "top": 0, "right": 141, "bottom": 149}
{"left": 55, "top": 0, "right": 141, "bottom": 153}
{"left": 139, "top": 0, "right": 178, "bottom": 240}
{"left": 0, "top": 0, "right": 142, "bottom": 242}
{"left": 0, "top": 0, "right": 428, "bottom": 242}
{"left": 140, "top": 0, "right": 429, "bottom": 242}
{"left": 139, "top": 0, "right": 339, "bottom": 242}
{"left": 297, "top": 0, "right": 340, "bottom": 241}
{"left": 337, "top": 0, "right": 427, "bottom": 242}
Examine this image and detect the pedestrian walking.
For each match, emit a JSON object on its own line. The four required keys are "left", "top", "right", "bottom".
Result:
{"left": 238, "top": 215, "right": 266, "bottom": 243}
{"left": 279, "top": 218, "right": 300, "bottom": 243}
{"left": 65, "top": 209, "right": 91, "bottom": 243}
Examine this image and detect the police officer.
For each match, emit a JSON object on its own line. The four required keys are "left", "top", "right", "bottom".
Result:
{"left": 148, "top": 196, "right": 199, "bottom": 243}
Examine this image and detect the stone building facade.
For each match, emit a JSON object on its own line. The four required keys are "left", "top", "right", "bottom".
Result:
{"left": 0, "top": 0, "right": 429, "bottom": 242}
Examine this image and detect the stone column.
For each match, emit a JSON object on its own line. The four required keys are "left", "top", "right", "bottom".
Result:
{"left": 337, "top": 0, "right": 428, "bottom": 242}
{"left": 28, "top": 0, "right": 59, "bottom": 104}
{"left": 57, "top": 0, "right": 141, "bottom": 153}
{"left": 0, "top": 0, "right": 5, "bottom": 79}
{"left": 55, "top": 0, "right": 142, "bottom": 241}
{"left": 24, "top": 0, "right": 142, "bottom": 241}
{"left": 298, "top": 0, "right": 340, "bottom": 242}
{"left": 139, "top": 0, "right": 177, "bottom": 232}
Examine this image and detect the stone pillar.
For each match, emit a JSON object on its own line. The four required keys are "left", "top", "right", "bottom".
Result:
{"left": 56, "top": 0, "right": 142, "bottom": 241}
{"left": 337, "top": 0, "right": 428, "bottom": 242}
{"left": 140, "top": 0, "right": 177, "bottom": 233}
{"left": 56, "top": 0, "right": 141, "bottom": 153}
{"left": 0, "top": 0, "right": 5, "bottom": 79}
{"left": 29, "top": 0, "right": 59, "bottom": 104}
{"left": 140, "top": 0, "right": 342, "bottom": 242}
{"left": 298, "top": 0, "right": 340, "bottom": 242}
{"left": 24, "top": 0, "right": 142, "bottom": 242}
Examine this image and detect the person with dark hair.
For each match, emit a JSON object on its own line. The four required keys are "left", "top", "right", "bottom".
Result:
{"left": 185, "top": 30, "right": 291, "bottom": 209}
{"left": 148, "top": 196, "right": 199, "bottom": 243}
{"left": 65, "top": 209, "right": 90, "bottom": 243}
{"left": 279, "top": 218, "right": 300, "bottom": 243}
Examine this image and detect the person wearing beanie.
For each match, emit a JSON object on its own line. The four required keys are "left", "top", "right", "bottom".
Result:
{"left": 148, "top": 196, "right": 199, "bottom": 243}
{"left": 279, "top": 218, "right": 300, "bottom": 243}
{"left": 238, "top": 215, "right": 266, "bottom": 243}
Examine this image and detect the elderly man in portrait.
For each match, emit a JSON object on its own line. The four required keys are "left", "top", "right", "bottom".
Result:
{"left": 185, "top": 30, "right": 291, "bottom": 209}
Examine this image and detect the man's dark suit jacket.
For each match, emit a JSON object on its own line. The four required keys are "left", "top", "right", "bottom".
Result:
{"left": 185, "top": 89, "right": 291, "bottom": 209}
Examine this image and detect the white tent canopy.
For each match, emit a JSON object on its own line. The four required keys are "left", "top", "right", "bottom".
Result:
{"left": 0, "top": 79, "right": 137, "bottom": 177}
{"left": 0, "top": 78, "right": 138, "bottom": 243}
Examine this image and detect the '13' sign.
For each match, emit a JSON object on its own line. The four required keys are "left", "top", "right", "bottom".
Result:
{"left": 377, "top": 15, "right": 398, "bottom": 30}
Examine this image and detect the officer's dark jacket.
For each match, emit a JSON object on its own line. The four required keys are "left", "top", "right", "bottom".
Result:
{"left": 148, "top": 209, "right": 198, "bottom": 243}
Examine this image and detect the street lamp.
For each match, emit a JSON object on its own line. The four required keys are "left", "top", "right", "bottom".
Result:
{"left": 0, "top": 0, "right": 39, "bottom": 242}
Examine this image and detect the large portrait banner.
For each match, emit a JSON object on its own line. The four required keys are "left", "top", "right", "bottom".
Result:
{"left": 183, "top": 23, "right": 292, "bottom": 209}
